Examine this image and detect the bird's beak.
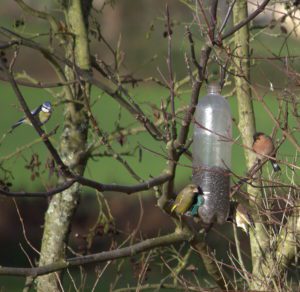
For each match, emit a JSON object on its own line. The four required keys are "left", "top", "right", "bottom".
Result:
{"left": 192, "top": 186, "right": 199, "bottom": 194}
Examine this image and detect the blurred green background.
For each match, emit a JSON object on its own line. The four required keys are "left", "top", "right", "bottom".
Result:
{"left": 0, "top": 0, "right": 300, "bottom": 290}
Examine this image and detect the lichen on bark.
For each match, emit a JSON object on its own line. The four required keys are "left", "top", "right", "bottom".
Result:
{"left": 36, "top": 1, "right": 92, "bottom": 290}
{"left": 233, "top": 1, "right": 271, "bottom": 290}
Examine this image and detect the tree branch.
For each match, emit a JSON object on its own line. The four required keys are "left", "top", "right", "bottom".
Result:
{"left": 0, "top": 230, "right": 190, "bottom": 277}
{"left": 14, "top": 0, "right": 59, "bottom": 31}
{"left": 220, "top": 0, "right": 271, "bottom": 41}
{"left": 0, "top": 27, "right": 163, "bottom": 141}
{"left": 0, "top": 179, "right": 76, "bottom": 198}
{"left": 276, "top": 200, "right": 300, "bottom": 269}
{"left": 76, "top": 172, "right": 172, "bottom": 194}
{"left": 0, "top": 59, "right": 72, "bottom": 177}
{"left": 0, "top": 75, "right": 77, "bottom": 88}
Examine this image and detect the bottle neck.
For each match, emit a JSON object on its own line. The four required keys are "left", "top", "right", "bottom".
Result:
{"left": 207, "top": 83, "right": 221, "bottom": 95}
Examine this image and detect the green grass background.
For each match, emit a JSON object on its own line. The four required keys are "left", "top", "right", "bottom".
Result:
{"left": 0, "top": 82, "right": 298, "bottom": 190}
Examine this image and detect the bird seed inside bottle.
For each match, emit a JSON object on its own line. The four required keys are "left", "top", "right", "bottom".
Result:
{"left": 192, "top": 166, "right": 230, "bottom": 225}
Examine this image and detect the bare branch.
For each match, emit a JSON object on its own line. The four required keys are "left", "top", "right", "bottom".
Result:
{"left": 165, "top": 5, "right": 177, "bottom": 141}
{"left": 0, "top": 28, "right": 163, "bottom": 141}
{"left": 0, "top": 179, "right": 76, "bottom": 198}
{"left": 220, "top": 0, "right": 271, "bottom": 41}
{"left": 0, "top": 75, "right": 78, "bottom": 88}
{"left": 14, "top": 0, "right": 60, "bottom": 31}
{"left": 76, "top": 172, "right": 172, "bottom": 194}
{"left": 276, "top": 200, "right": 300, "bottom": 269}
{"left": 0, "top": 59, "right": 72, "bottom": 177}
{"left": 219, "top": 0, "right": 237, "bottom": 34}
{"left": 0, "top": 230, "right": 190, "bottom": 277}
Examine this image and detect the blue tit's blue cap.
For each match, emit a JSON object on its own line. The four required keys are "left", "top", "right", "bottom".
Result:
{"left": 42, "top": 101, "right": 52, "bottom": 112}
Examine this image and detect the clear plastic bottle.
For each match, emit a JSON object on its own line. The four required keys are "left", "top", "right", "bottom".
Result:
{"left": 192, "top": 83, "right": 232, "bottom": 224}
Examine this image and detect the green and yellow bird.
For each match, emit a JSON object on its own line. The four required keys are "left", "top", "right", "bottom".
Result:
{"left": 171, "top": 184, "right": 204, "bottom": 216}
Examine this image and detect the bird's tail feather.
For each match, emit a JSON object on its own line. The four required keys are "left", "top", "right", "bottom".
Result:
{"left": 10, "top": 119, "right": 24, "bottom": 133}
{"left": 271, "top": 161, "right": 281, "bottom": 172}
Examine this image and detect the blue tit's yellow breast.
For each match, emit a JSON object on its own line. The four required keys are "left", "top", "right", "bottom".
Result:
{"left": 39, "top": 111, "right": 51, "bottom": 124}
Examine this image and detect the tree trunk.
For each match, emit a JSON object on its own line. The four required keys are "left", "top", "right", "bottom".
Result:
{"left": 232, "top": 1, "right": 269, "bottom": 290}
{"left": 36, "top": 1, "right": 91, "bottom": 290}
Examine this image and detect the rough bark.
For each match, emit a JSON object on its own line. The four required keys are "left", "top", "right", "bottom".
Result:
{"left": 232, "top": 1, "right": 269, "bottom": 290}
{"left": 36, "top": 1, "right": 91, "bottom": 290}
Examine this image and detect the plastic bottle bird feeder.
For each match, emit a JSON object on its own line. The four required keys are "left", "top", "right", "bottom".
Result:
{"left": 192, "top": 83, "right": 232, "bottom": 225}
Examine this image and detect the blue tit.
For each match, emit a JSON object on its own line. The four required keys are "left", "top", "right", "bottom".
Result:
{"left": 171, "top": 184, "right": 204, "bottom": 216}
{"left": 253, "top": 132, "right": 281, "bottom": 172}
{"left": 10, "top": 101, "right": 52, "bottom": 132}
{"left": 228, "top": 201, "right": 255, "bottom": 235}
